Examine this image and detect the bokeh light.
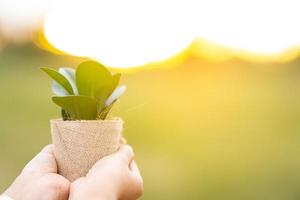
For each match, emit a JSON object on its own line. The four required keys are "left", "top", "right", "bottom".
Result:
{"left": 192, "top": 0, "right": 300, "bottom": 54}
{"left": 44, "top": 0, "right": 195, "bottom": 68}
{"left": 43, "top": 0, "right": 300, "bottom": 68}
{"left": 0, "top": 0, "right": 52, "bottom": 43}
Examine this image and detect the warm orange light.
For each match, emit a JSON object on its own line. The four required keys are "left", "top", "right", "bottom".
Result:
{"left": 44, "top": 0, "right": 195, "bottom": 68}
{"left": 43, "top": 0, "right": 300, "bottom": 68}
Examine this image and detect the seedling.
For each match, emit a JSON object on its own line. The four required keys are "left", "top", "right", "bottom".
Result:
{"left": 41, "top": 60, "right": 126, "bottom": 120}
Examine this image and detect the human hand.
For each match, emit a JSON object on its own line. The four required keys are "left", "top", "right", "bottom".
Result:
{"left": 69, "top": 145, "right": 143, "bottom": 200}
{"left": 2, "top": 145, "right": 70, "bottom": 200}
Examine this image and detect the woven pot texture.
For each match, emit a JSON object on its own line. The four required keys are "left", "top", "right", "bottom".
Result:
{"left": 50, "top": 118, "right": 123, "bottom": 181}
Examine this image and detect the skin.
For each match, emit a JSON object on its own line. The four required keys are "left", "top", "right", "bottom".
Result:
{"left": 69, "top": 145, "right": 143, "bottom": 200}
{"left": 3, "top": 145, "right": 70, "bottom": 200}
{"left": 3, "top": 144, "right": 143, "bottom": 200}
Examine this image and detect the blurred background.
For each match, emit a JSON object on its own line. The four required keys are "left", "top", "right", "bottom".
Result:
{"left": 1, "top": 0, "right": 300, "bottom": 199}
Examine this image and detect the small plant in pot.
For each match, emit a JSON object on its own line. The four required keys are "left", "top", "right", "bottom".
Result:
{"left": 41, "top": 60, "right": 126, "bottom": 181}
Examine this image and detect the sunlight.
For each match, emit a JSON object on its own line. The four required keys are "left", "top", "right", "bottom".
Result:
{"left": 44, "top": 0, "right": 300, "bottom": 68}
{"left": 44, "top": 0, "right": 195, "bottom": 68}
{"left": 192, "top": 0, "right": 300, "bottom": 54}
{"left": 0, "top": 0, "right": 52, "bottom": 42}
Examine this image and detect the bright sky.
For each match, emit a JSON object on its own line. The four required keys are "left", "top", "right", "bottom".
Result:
{"left": 1, "top": 0, "right": 300, "bottom": 67}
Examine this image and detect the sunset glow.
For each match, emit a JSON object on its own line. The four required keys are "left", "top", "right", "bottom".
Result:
{"left": 44, "top": 0, "right": 300, "bottom": 68}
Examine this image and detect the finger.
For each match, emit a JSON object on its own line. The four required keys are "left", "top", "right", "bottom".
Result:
{"left": 130, "top": 160, "right": 143, "bottom": 191}
{"left": 42, "top": 174, "right": 70, "bottom": 200}
{"left": 129, "top": 160, "right": 143, "bottom": 180}
{"left": 55, "top": 176, "right": 70, "bottom": 200}
{"left": 23, "top": 144, "right": 58, "bottom": 174}
{"left": 88, "top": 145, "right": 134, "bottom": 175}
{"left": 40, "top": 144, "right": 54, "bottom": 154}
{"left": 127, "top": 160, "right": 144, "bottom": 199}
{"left": 119, "top": 137, "right": 127, "bottom": 145}
{"left": 129, "top": 160, "right": 139, "bottom": 172}
{"left": 111, "top": 145, "right": 134, "bottom": 165}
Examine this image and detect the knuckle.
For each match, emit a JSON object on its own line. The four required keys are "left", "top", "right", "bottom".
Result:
{"left": 130, "top": 176, "right": 143, "bottom": 198}
{"left": 70, "top": 180, "right": 81, "bottom": 192}
{"left": 52, "top": 177, "right": 70, "bottom": 198}
{"left": 135, "top": 178, "right": 144, "bottom": 197}
{"left": 135, "top": 185, "right": 144, "bottom": 198}
{"left": 44, "top": 175, "right": 69, "bottom": 194}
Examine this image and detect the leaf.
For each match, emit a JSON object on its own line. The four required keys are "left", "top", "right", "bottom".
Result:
{"left": 76, "top": 61, "right": 120, "bottom": 107}
{"left": 61, "top": 109, "right": 71, "bottom": 120}
{"left": 41, "top": 67, "right": 74, "bottom": 95}
{"left": 50, "top": 68, "right": 77, "bottom": 96}
{"left": 112, "top": 73, "right": 121, "bottom": 90}
{"left": 97, "top": 100, "right": 118, "bottom": 120}
{"left": 59, "top": 68, "right": 78, "bottom": 95}
{"left": 105, "top": 85, "right": 126, "bottom": 106}
{"left": 52, "top": 95, "right": 98, "bottom": 120}
{"left": 51, "top": 81, "right": 69, "bottom": 96}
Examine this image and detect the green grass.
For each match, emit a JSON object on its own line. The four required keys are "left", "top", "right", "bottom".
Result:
{"left": 1, "top": 44, "right": 300, "bottom": 199}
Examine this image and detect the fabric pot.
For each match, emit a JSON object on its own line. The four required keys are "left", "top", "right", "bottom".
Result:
{"left": 50, "top": 118, "right": 123, "bottom": 181}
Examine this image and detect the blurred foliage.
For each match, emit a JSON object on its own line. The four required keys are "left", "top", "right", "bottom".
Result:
{"left": 1, "top": 44, "right": 300, "bottom": 199}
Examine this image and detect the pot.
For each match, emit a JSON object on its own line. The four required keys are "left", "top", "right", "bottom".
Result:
{"left": 50, "top": 118, "right": 123, "bottom": 181}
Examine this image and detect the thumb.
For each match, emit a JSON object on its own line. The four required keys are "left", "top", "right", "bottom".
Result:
{"left": 113, "top": 145, "right": 134, "bottom": 164}
{"left": 87, "top": 145, "right": 134, "bottom": 176}
{"left": 44, "top": 175, "right": 70, "bottom": 200}
{"left": 22, "top": 144, "right": 58, "bottom": 174}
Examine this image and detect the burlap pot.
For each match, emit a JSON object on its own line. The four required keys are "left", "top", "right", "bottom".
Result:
{"left": 50, "top": 118, "right": 123, "bottom": 181}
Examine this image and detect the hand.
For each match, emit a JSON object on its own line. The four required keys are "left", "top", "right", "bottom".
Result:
{"left": 3, "top": 145, "right": 70, "bottom": 200}
{"left": 69, "top": 145, "right": 143, "bottom": 200}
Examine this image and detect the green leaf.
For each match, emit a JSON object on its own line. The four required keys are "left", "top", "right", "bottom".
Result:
{"left": 76, "top": 61, "right": 120, "bottom": 107}
{"left": 52, "top": 81, "right": 69, "bottom": 96}
{"left": 52, "top": 95, "right": 97, "bottom": 120}
{"left": 105, "top": 85, "right": 126, "bottom": 106}
{"left": 59, "top": 68, "right": 78, "bottom": 95}
{"left": 97, "top": 100, "right": 118, "bottom": 120}
{"left": 50, "top": 68, "right": 77, "bottom": 96}
{"left": 112, "top": 73, "right": 121, "bottom": 89}
{"left": 41, "top": 67, "right": 74, "bottom": 95}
